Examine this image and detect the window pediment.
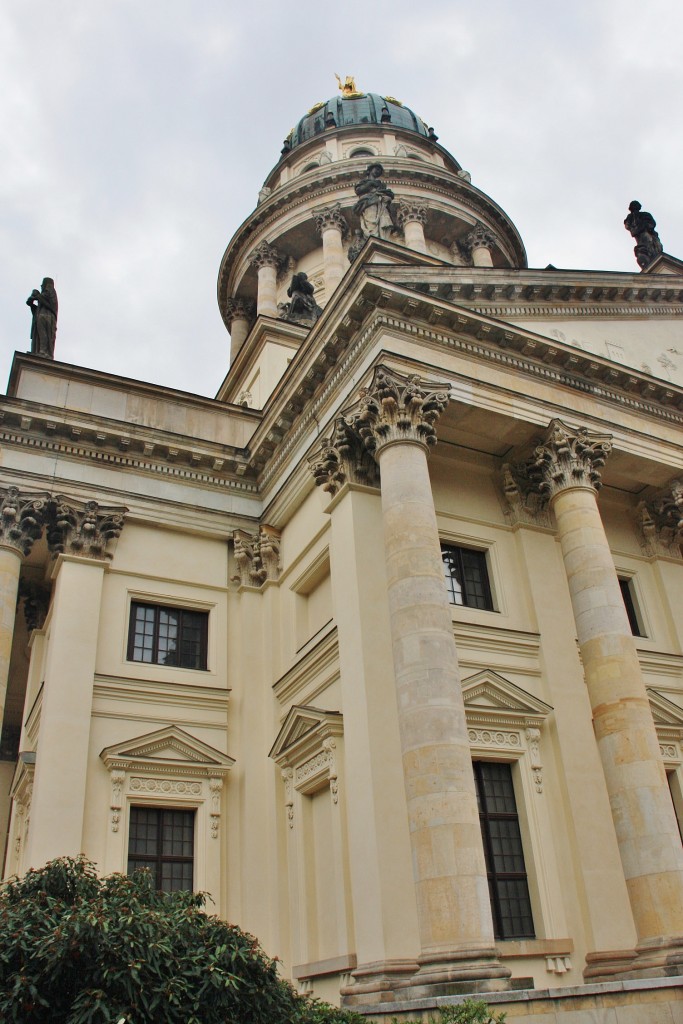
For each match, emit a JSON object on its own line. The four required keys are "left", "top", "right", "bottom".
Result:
{"left": 100, "top": 725, "right": 235, "bottom": 779}
{"left": 462, "top": 670, "right": 552, "bottom": 729}
{"left": 269, "top": 705, "right": 343, "bottom": 765}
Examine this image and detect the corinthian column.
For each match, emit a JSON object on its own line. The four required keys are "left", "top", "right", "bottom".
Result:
{"left": 396, "top": 200, "right": 428, "bottom": 253}
{"left": 529, "top": 420, "right": 683, "bottom": 978}
{"left": 353, "top": 366, "right": 509, "bottom": 993}
{"left": 314, "top": 204, "right": 348, "bottom": 299}
{"left": 224, "top": 297, "right": 255, "bottom": 363}
{"left": 248, "top": 241, "right": 282, "bottom": 317}
{"left": 464, "top": 223, "right": 495, "bottom": 267}
{"left": 0, "top": 488, "right": 48, "bottom": 727}
{"left": 28, "top": 498, "right": 126, "bottom": 867}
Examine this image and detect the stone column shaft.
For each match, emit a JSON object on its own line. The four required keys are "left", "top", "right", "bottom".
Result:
{"left": 464, "top": 224, "right": 495, "bottom": 267}
{"left": 321, "top": 226, "right": 345, "bottom": 297}
{"left": 403, "top": 219, "right": 427, "bottom": 253}
{"left": 230, "top": 316, "right": 250, "bottom": 362}
{"left": 256, "top": 265, "right": 278, "bottom": 317}
{"left": 0, "top": 546, "right": 22, "bottom": 728}
{"left": 397, "top": 201, "right": 428, "bottom": 254}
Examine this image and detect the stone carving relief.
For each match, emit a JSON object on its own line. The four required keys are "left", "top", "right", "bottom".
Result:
{"left": 314, "top": 203, "right": 348, "bottom": 238}
{"left": 110, "top": 769, "right": 126, "bottom": 832}
{"left": 209, "top": 777, "right": 223, "bottom": 839}
{"left": 17, "top": 577, "right": 51, "bottom": 632}
{"left": 624, "top": 200, "right": 663, "bottom": 270}
{"left": 224, "top": 297, "right": 256, "bottom": 327}
{"left": 636, "top": 479, "right": 683, "bottom": 558}
{"left": 462, "top": 222, "right": 496, "bottom": 259}
{"left": 282, "top": 767, "right": 294, "bottom": 828}
{"left": 353, "top": 163, "right": 397, "bottom": 241}
{"left": 232, "top": 526, "right": 282, "bottom": 587}
{"left": 47, "top": 497, "right": 126, "bottom": 559}
{"left": 248, "top": 240, "right": 283, "bottom": 272}
{"left": 396, "top": 200, "right": 428, "bottom": 229}
{"left": 526, "top": 420, "right": 612, "bottom": 502}
{"left": 0, "top": 487, "right": 49, "bottom": 556}
{"left": 501, "top": 462, "right": 552, "bottom": 528}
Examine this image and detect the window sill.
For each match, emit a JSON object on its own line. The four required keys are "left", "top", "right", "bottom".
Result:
{"left": 496, "top": 938, "right": 574, "bottom": 958}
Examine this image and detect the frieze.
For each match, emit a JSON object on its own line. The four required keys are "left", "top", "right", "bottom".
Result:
{"left": 660, "top": 743, "right": 679, "bottom": 761}
{"left": 468, "top": 728, "right": 522, "bottom": 749}
{"left": 295, "top": 750, "right": 331, "bottom": 783}
{"left": 129, "top": 777, "right": 202, "bottom": 795}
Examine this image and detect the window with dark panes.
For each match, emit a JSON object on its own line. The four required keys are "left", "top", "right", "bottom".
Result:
{"left": 128, "top": 602, "right": 208, "bottom": 669}
{"left": 441, "top": 544, "right": 493, "bottom": 610}
{"left": 474, "top": 761, "right": 535, "bottom": 940}
{"left": 618, "top": 577, "right": 645, "bottom": 637}
{"left": 127, "top": 807, "right": 195, "bottom": 892}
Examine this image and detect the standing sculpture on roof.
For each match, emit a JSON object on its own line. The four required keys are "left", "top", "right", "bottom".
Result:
{"left": 353, "top": 163, "right": 397, "bottom": 242}
{"left": 624, "top": 200, "right": 663, "bottom": 270}
{"left": 279, "top": 272, "right": 322, "bottom": 326}
{"left": 26, "top": 277, "right": 58, "bottom": 359}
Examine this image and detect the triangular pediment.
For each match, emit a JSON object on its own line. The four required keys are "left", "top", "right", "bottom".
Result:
{"left": 269, "top": 705, "right": 343, "bottom": 762}
{"left": 647, "top": 688, "right": 683, "bottom": 729}
{"left": 100, "top": 725, "right": 235, "bottom": 775}
{"left": 462, "top": 670, "right": 552, "bottom": 721}
{"left": 641, "top": 253, "right": 683, "bottom": 277}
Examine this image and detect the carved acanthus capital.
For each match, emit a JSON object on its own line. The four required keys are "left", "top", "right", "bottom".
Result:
{"left": 314, "top": 203, "right": 349, "bottom": 238}
{"left": 258, "top": 525, "right": 281, "bottom": 582}
{"left": 0, "top": 487, "right": 49, "bottom": 557}
{"left": 463, "top": 222, "right": 496, "bottom": 254}
{"left": 526, "top": 420, "right": 612, "bottom": 502}
{"left": 396, "top": 199, "right": 428, "bottom": 228}
{"left": 232, "top": 530, "right": 261, "bottom": 587}
{"left": 636, "top": 479, "right": 683, "bottom": 557}
{"left": 248, "top": 240, "right": 283, "bottom": 271}
{"left": 355, "top": 365, "right": 451, "bottom": 456}
{"left": 47, "top": 498, "right": 126, "bottom": 559}
{"left": 309, "top": 415, "right": 380, "bottom": 496}
{"left": 224, "top": 296, "right": 256, "bottom": 326}
{"left": 501, "top": 463, "right": 552, "bottom": 528}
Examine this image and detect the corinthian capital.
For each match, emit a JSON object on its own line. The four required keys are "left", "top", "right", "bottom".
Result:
{"left": 463, "top": 222, "right": 496, "bottom": 254}
{"left": 396, "top": 200, "right": 428, "bottom": 228}
{"left": 309, "top": 416, "right": 380, "bottom": 496}
{"left": 527, "top": 420, "right": 612, "bottom": 501}
{"left": 0, "top": 487, "right": 49, "bottom": 556}
{"left": 314, "top": 204, "right": 348, "bottom": 237}
{"left": 224, "top": 297, "right": 256, "bottom": 326}
{"left": 248, "top": 240, "right": 282, "bottom": 271}
{"left": 636, "top": 479, "right": 683, "bottom": 557}
{"left": 47, "top": 498, "right": 126, "bottom": 559}
{"left": 355, "top": 365, "right": 451, "bottom": 456}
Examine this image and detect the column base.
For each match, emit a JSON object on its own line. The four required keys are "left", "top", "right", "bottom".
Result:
{"left": 585, "top": 937, "right": 683, "bottom": 982}
{"left": 341, "top": 949, "right": 527, "bottom": 1006}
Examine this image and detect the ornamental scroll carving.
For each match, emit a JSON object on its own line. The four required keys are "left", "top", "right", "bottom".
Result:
{"left": 47, "top": 497, "right": 126, "bottom": 559}
{"left": 526, "top": 419, "right": 612, "bottom": 502}
{"left": 636, "top": 479, "right": 683, "bottom": 558}
{"left": 0, "top": 487, "right": 49, "bottom": 556}
{"left": 309, "top": 365, "right": 450, "bottom": 495}
{"left": 282, "top": 767, "right": 294, "bottom": 828}
{"left": 209, "top": 777, "right": 223, "bottom": 839}
{"left": 110, "top": 769, "right": 125, "bottom": 832}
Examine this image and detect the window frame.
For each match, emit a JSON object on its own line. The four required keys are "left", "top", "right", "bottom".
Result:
{"left": 440, "top": 542, "right": 494, "bottom": 611}
{"left": 127, "top": 600, "right": 209, "bottom": 671}
{"left": 618, "top": 576, "right": 646, "bottom": 638}
{"left": 127, "top": 805, "right": 195, "bottom": 892}
{"left": 473, "top": 760, "right": 535, "bottom": 941}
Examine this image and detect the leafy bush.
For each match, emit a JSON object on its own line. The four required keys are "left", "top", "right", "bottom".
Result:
{"left": 0, "top": 857, "right": 365, "bottom": 1024}
{"left": 393, "top": 1000, "right": 506, "bottom": 1024}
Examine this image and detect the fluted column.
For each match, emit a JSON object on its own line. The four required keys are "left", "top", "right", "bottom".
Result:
{"left": 314, "top": 205, "right": 348, "bottom": 299}
{"left": 0, "top": 488, "right": 48, "bottom": 728}
{"left": 396, "top": 201, "right": 428, "bottom": 253}
{"left": 464, "top": 223, "right": 495, "bottom": 267}
{"left": 249, "top": 241, "right": 282, "bottom": 317}
{"left": 353, "top": 367, "right": 509, "bottom": 992}
{"left": 28, "top": 498, "right": 126, "bottom": 867}
{"left": 225, "top": 297, "right": 255, "bottom": 364}
{"left": 529, "top": 420, "right": 683, "bottom": 978}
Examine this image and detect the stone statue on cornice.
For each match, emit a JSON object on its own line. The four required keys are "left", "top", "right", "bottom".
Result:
{"left": 279, "top": 272, "right": 322, "bottom": 326}
{"left": 353, "top": 163, "right": 397, "bottom": 241}
{"left": 26, "top": 277, "right": 57, "bottom": 358}
{"left": 624, "top": 200, "right": 663, "bottom": 269}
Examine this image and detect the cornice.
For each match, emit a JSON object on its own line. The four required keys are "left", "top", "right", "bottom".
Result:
{"left": 273, "top": 625, "right": 339, "bottom": 705}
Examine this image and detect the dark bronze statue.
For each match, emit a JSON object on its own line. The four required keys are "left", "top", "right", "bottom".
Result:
{"left": 279, "top": 272, "right": 322, "bottom": 325}
{"left": 624, "top": 201, "right": 663, "bottom": 270}
{"left": 353, "top": 163, "right": 397, "bottom": 240}
{"left": 26, "top": 278, "right": 57, "bottom": 358}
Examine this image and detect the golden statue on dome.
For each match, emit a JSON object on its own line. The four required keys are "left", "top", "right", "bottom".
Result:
{"left": 335, "top": 74, "right": 364, "bottom": 98}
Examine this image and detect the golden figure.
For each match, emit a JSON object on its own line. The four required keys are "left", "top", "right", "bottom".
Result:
{"left": 335, "top": 74, "right": 362, "bottom": 98}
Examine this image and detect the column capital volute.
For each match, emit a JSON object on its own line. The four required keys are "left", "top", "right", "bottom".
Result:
{"left": 355, "top": 365, "right": 451, "bottom": 458}
{"left": 396, "top": 199, "right": 429, "bottom": 228}
{"left": 46, "top": 497, "right": 127, "bottom": 560}
{"left": 527, "top": 419, "right": 613, "bottom": 502}
{"left": 224, "top": 296, "right": 256, "bottom": 326}
{"left": 636, "top": 478, "right": 683, "bottom": 557}
{"left": 248, "top": 240, "right": 282, "bottom": 271}
{"left": 463, "top": 222, "right": 496, "bottom": 254}
{"left": 0, "top": 487, "right": 50, "bottom": 557}
{"left": 313, "top": 203, "right": 349, "bottom": 238}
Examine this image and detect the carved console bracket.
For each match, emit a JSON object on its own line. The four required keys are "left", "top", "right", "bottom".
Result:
{"left": 636, "top": 479, "right": 683, "bottom": 558}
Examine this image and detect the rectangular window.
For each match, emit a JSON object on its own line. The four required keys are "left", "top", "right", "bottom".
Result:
{"left": 441, "top": 544, "right": 493, "bottom": 610}
{"left": 618, "top": 578, "right": 645, "bottom": 637}
{"left": 127, "top": 807, "right": 195, "bottom": 892}
{"left": 474, "top": 761, "right": 535, "bottom": 940}
{"left": 128, "top": 602, "right": 208, "bottom": 669}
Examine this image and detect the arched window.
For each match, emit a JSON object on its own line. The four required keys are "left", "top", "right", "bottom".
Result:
{"left": 349, "top": 148, "right": 374, "bottom": 158}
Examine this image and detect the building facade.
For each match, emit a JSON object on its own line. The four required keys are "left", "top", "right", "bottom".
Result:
{"left": 2, "top": 85, "right": 683, "bottom": 1021}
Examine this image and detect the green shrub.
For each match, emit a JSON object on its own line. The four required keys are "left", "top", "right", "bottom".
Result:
{"left": 0, "top": 856, "right": 364, "bottom": 1024}
{"left": 393, "top": 1000, "right": 506, "bottom": 1024}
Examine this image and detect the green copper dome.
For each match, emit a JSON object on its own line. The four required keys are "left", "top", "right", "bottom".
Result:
{"left": 282, "top": 92, "right": 436, "bottom": 155}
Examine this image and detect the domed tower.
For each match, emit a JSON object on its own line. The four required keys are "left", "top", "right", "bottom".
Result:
{"left": 217, "top": 79, "right": 526, "bottom": 404}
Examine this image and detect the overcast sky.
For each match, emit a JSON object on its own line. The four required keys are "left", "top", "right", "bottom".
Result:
{"left": 2, "top": 0, "right": 682, "bottom": 400}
